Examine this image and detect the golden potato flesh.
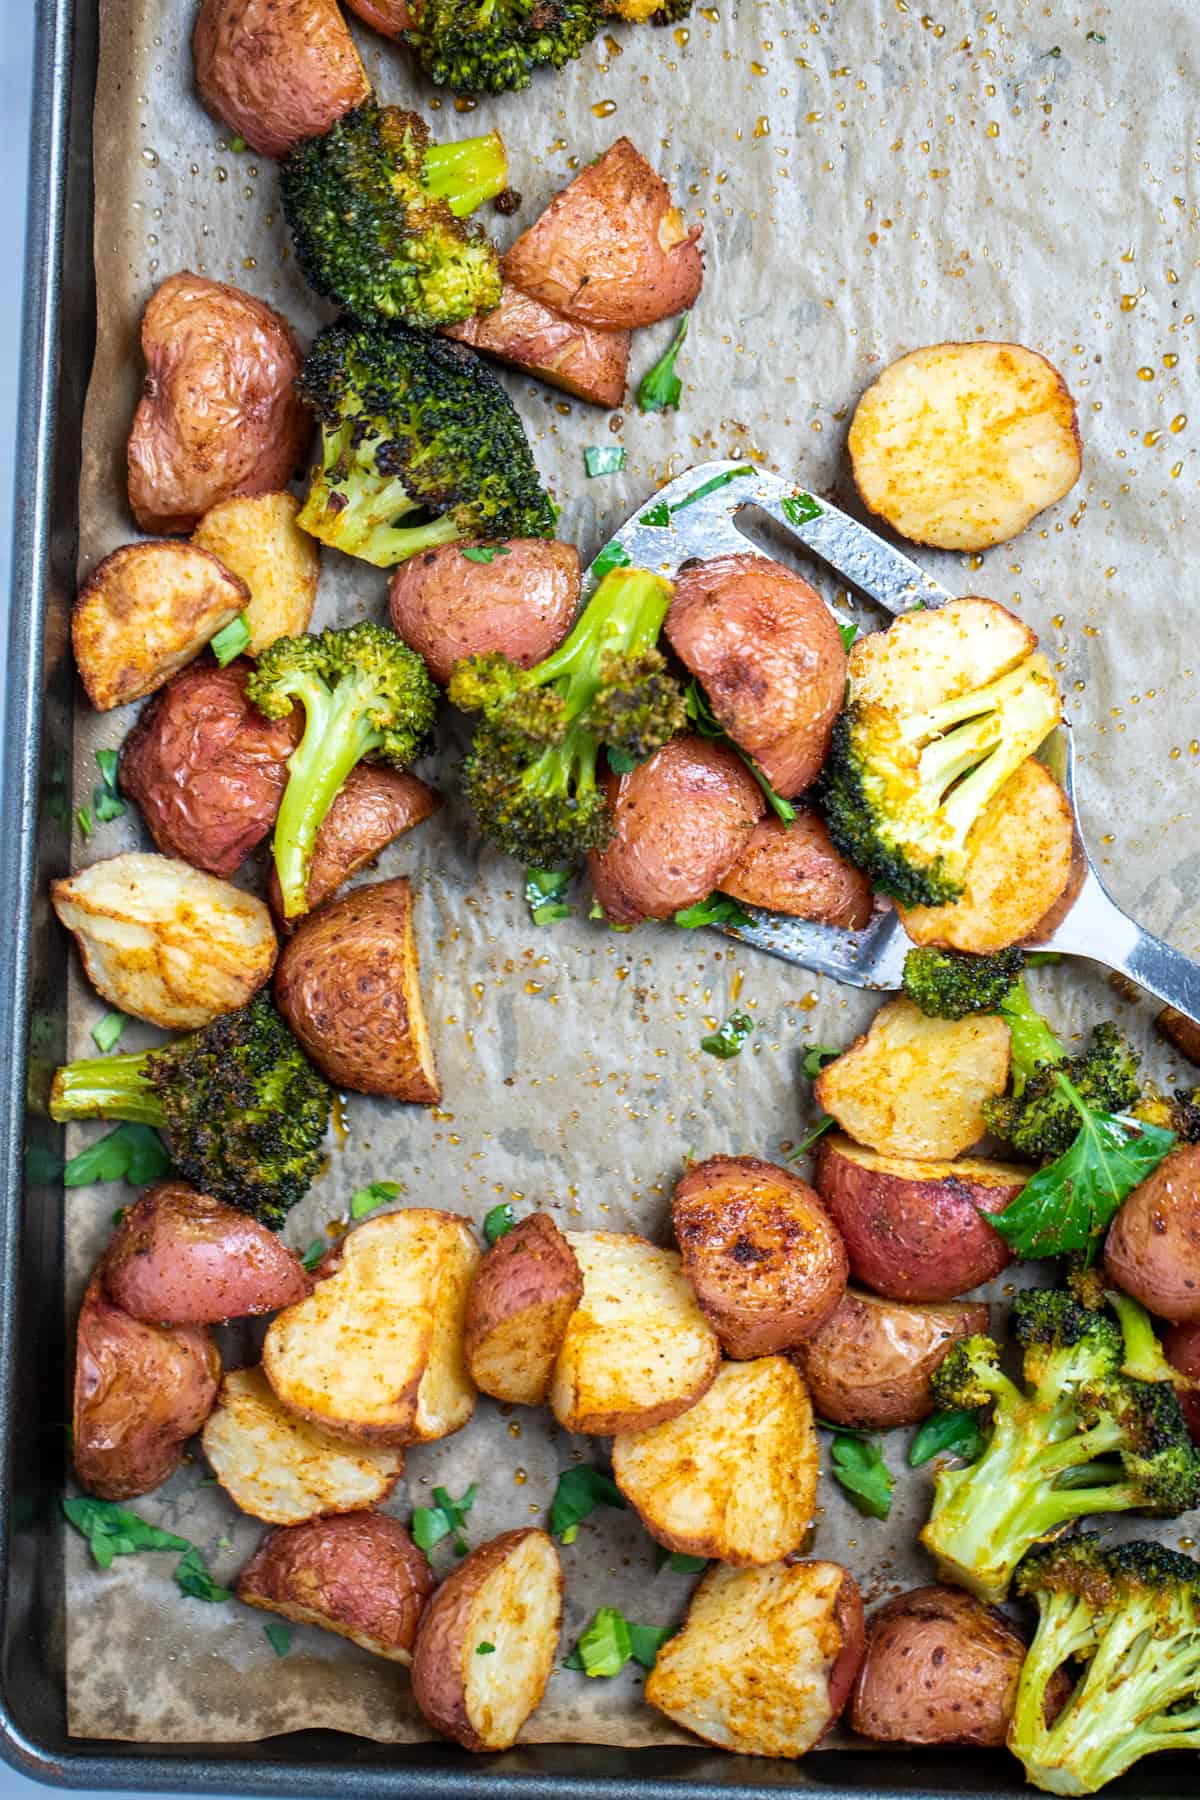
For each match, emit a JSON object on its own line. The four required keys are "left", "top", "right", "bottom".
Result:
{"left": 72, "top": 542, "right": 247, "bottom": 712}
{"left": 444, "top": 284, "right": 631, "bottom": 408}
{"left": 464, "top": 1213, "right": 583, "bottom": 1406}
{"left": 192, "top": 0, "right": 371, "bottom": 160}
{"left": 847, "top": 595, "right": 1037, "bottom": 715}
{"left": 192, "top": 491, "right": 319, "bottom": 654}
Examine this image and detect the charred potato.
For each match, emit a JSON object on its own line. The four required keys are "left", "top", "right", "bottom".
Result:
{"left": 588, "top": 734, "right": 766, "bottom": 926}
{"left": 193, "top": 0, "right": 370, "bottom": 159}
{"left": 503, "top": 137, "right": 702, "bottom": 329}
{"left": 74, "top": 1275, "right": 220, "bottom": 1500}
{"left": 52, "top": 852, "right": 277, "bottom": 1030}
{"left": 72, "top": 542, "right": 248, "bottom": 712}
{"left": 672, "top": 1154, "right": 848, "bottom": 1358}
{"left": 267, "top": 767, "right": 441, "bottom": 924}
{"left": 128, "top": 271, "right": 310, "bottom": 535}
{"left": 1158, "top": 1008, "right": 1200, "bottom": 1068}
{"left": 720, "top": 812, "right": 874, "bottom": 928}
{"left": 445, "top": 285, "right": 631, "bottom": 408}
{"left": 611, "top": 1357, "right": 818, "bottom": 1566}
{"left": 412, "top": 1529, "right": 562, "bottom": 1751}
{"left": 274, "top": 877, "right": 440, "bottom": 1100}
{"left": 103, "top": 1180, "right": 309, "bottom": 1324}
{"left": 463, "top": 1213, "right": 583, "bottom": 1406}
{"left": 191, "top": 491, "right": 319, "bottom": 654}
{"left": 1104, "top": 1146, "right": 1200, "bottom": 1323}
{"left": 849, "top": 1586, "right": 1031, "bottom": 1747}
{"left": 795, "top": 1291, "right": 989, "bottom": 1430}
{"left": 665, "top": 554, "right": 847, "bottom": 798}
{"left": 389, "top": 539, "right": 581, "bottom": 685}
{"left": 237, "top": 1512, "right": 433, "bottom": 1661}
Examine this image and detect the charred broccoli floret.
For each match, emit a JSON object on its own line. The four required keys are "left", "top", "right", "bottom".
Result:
{"left": 296, "top": 318, "right": 555, "bottom": 568}
{"left": 983, "top": 981, "right": 1143, "bottom": 1157}
{"left": 1011, "top": 1535, "right": 1200, "bottom": 1794}
{"left": 404, "top": 0, "right": 600, "bottom": 96}
{"left": 919, "top": 1289, "right": 1200, "bottom": 1603}
{"left": 48, "top": 994, "right": 330, "bottom": 1227}
{"left": 901, "top": 946, "right": 1026, "bottom": 1019}
{"left": 282, "top": 102, "right": 507, "bottom": 329}
{"left": 449, "top": 565, "right": 686, "bottom": 869}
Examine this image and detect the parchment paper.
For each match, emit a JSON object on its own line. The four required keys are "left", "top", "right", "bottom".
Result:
{"left": 65, "top": 0, "right": 1200, "bottom": 1746}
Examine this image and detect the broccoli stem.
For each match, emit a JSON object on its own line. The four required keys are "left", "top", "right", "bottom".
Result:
{"left": 1031, "top": 1616, "right": 1200, "bottom": 1792}
{"left": 1000, "top": 977, "right": 1066, "bottom": 1095}
{"left": 423, "top": 133, "right": 509, "bottom": 217}
{"left": 530, "top": 569, "right": 674, "bottom": 723}
{"left": 273, "top": 672, "right": 392, "bottom": 918}
{"left": 49, "top": 1052, "right": 164, "bottom": 1127}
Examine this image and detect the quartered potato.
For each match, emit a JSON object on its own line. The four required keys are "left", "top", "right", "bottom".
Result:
{"left": 201, "top": 1366, "right": 404, "bottom": 1525}
{"left": 72, "top": 541, "right": 247, "bottom": 712}
{"left": 720, "top": 812, "right": 874, "bottom": 929}
{"left": 611, "top": 1357, "right": 819, "bottom": 1566}
{"left": 343, "top": 0, "right": 414, "bottom": 31}
{"left": 1104, "top": 1145, "right": 1200, "bottom": 1324}
{"left": 267, "top": 768, "right": 441, "bottom": 925}
{"left": 850, "top": 1586, "right": 1034, "bottom": 1747}
{"left": 445, "top": 285, "right": 631, "bottom": 408}
{"left": 795, "top": 1291, "right": 989, "bottom": 1430}
{"left": 103, "top": 1180, "right": 310, "bottom": 1324}
{"left": 193, "top": 0, "right": 371, "bottom": 160}
{"left": 848, "top": 342, "right": 1082, "bottom": 551}
{"left": 848, "top": 594, "right": 1037, "bottom": 713}
{"left": 464, "top": 1212, "right": 583, "bottom": 1406}
{"left": 389, "top": 539, "right": 581, "bottom": 686}
{"left": 237, "top": 1512, "right": 433, "bottom": 1662}
{"left": 51, "top": 852, "right": 277, "bottom": 1030}
{"left": 192, "top": 491, "right": 319, "bottom": 655}
{"left": 1157, "top": 1007, "right": 1200, "bottom": 1068}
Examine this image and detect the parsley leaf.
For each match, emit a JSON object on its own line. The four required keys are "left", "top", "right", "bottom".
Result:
{"left": 584, "top": 446, "right": 626, "bottom": 478}
{"left": 785, "top": 1115, "right": 836, "bottom": 1159}
{"left": 174, "top": 1545, "right": 233, "bottom": 1603}
{"left": 636, "top": 314, "right": 689, "bottom": 413}
{"left": 591, "top": 540, "right": 632, "bottom": 581}
{"left": 483, "top": 1202, "right": 515, "bottom": 1247}
{"left": 605, "top": 747, "right": 641, "bottom": 775}
{"left": 90, "top": 1011, "right": 128, "bottom": 1054}
{"left": 781, "top": 491, "right": 823, "bottom": 526}
{"left": 802, "top": 1045, "right": 841, "bottom": 1079}
{"left": 838, "top": 621, "right": 860, "bottom": 652}
{"left": 209, "top": 612, "right": 251, "bottom": 668}
{"left": 829, "top": 1433, "right": 894, "bottom": 1519}
{"left": 525, "top": 867, "right": 572, "bottom": 926}
{"left": 349, "top": 1180, "right": 400, "bottom": 1220}
{"left": 629, "top": 1623, "right": 674, "bottom": 1669}
{"left": 93, "top": 749, "right": 127, "bottom": 823}
{"left": 566, "top": 1608, "right": 672, "bottom": 1675}
{"left": 654, "top": 1547, "right": 707, "bottom": 1574}
{"left": 673, "top": 894, "right": 753, "bottom": 930}
{"left": 264, "top": 1622, "right": 292, "bottom": 1657}
{"left": 63, "top": 1496, "right": 189, "bottom": 1570}
{"left": 475, "top": 1641, "right": 496, "bottom": 1655}
{"left": 461, "top": 545, "right": 511, "bottom": 564}
{"left": 63, "top": 1122, "right": 171, "bottom": 1188}
{"left": 301, "top": 1237, "right": 327, "bottom": 1271}
{"left": 683, "top": 679, "right": 795, "bottom": 825}
{"left": 549, "top": 1466, "right": 626, "bottom": 1543}
{"left": 412, "top": 1484, "right": 477, "bottom": 1559}
{"left": 672, "top": 467, "right": 755, "bottom": 514}
{"left": 76, "top": 806, "right": 93, "bottom": 839}
{"left": 700, "top": 1012, "right": 754, "bottom": 1059}
{"left": 909, "top": 1408, "right": 986, "bottom": 1469}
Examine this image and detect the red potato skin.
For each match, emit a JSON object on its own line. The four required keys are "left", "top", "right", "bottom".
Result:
{"left": 444, "top": 285, "right": 631, "bottom": 409}
{"left": 849, "top": 1587, "right": 1033, "bottom": 1748}
{"left": 824, "top": 1569, "right": 867, "bottom": 1732}
{"left": 343, "top": 0, "right": 414, "bottom": 32}
{"left": 1163, "top": 1323, "right": 1200, "bottom": 1442}
{"left": 192, "top": 0, "right": 371, "bottom": 159}
{"left": 119, "top": 658, "right": 299, "bottom": 878}
{"left": 720, "top": 811, "right": 874, "bottom": 928}
{"left": 1104, "top": 1146, "right": 1200, "bottom": 1323}
{"left": 665, "top": 554, "right": 847, "bottom": 798}
{"left": 102, "top": 1180, "right": 311, "bottom": 1324}
{"left": 389, "top": 540, "right": 581, "bottom": 686}
{"left": 794, "top": 1292, "right": 989, "bottom": 1430}
{"left": 588, "top": 734, "right": 766, "bottom": 925}
{"left": 267, "top": 765, "right": 442, "bottom": 924}
{"left": 237, "top": 1512, "right": 434, "bottom": 1656}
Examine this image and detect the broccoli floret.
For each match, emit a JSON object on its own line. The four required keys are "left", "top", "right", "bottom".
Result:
{"left": 901, "top": 946, "right": 1025, "bottom": 1019}
{"left": 48, "top": 994, "right": 330, "bottom": 1228}
{"left": 246, "top": 622, "right": 438, "bottom": 919}
{"left": 282, "top": 102, "right": 507, "bottom": 329}
{"left": 295, "top": 318, "right": 555, "bottom": 568}
{"left": 919, "top": 1289, "right": 1200, "bottom": 1603}
{"left": 1170, "top": 1086, "right": 1200, "bottom": 1141}
{"left": 1011, "top": 1534, "right": 1200, "bottom": 1794}
{"left": 404, "top": 0, "right": 600, "bottom": 95}
{"left": 984, "top": 987, "right": 1143, "bottom": 1156}
{"left": 602, "top": 0, "right": 692, "bottom": 18}
{"left": 449, "top": 565, "right": 686, "bottom": 869}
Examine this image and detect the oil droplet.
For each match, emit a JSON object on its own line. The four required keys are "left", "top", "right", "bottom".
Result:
{"left": 1164, "top": 353, "right": 1179, "bottom": 369}
{"left": 1171, "top": 747, "right": 1182, "bottom": 760}
{"left": 968, "top": 553, "right": 984, "bottom": 571}
{"left": 524, "top": 980, "right": 544, "bottom": 995}
{"left": 508, "top": 1420, "right": 522, "bottom": 1438}
{"left": 242, "top": 256, "right": 256, "bottom": 270}
{"left": 1144, "top": 429, "right": 1163, "bottom": 447}
{"left": 592, "top": 99, "right": 618, "bottom": 118}
{"left": 798, "top": 991, "right": 819, "bottom": 1012}
{"left": 674, "top": 26, "right": 689, "bottom": 45}
{"left": 141, "top": 147, "right": 159, "bottom": 167}
{"left": 986, "top": 121, "right": 1000, "bottom": 138}
{"left": 1119, "top": 289, "right": 1144, "bottom": 311}
{"left": 750, "top": 61, "right": 767, "bottom": 75}
{"left": 752, "top": 116, "right": 770, "bottom": 138}
{"left": 699, "top": 4, "right": 719, "bottom": 18}
{"left": 513, "top": 1467, "right": 527, "bottom": 1486}
{"left": 1136, "top": 367, "right": 1154, "bottom": 381}
{"left": 731, "top": 969, "right": 744, "bottom": 1002}
{"left": 454, "top": 95, "right": 478, "bottom": 112}
{"left": 1171, "top": 461, "right": 1184, "bottom": 478}
{"left": 331, "top": 1092, "right": 349, "bottom": 1146}
{"left": 1170, "top": 413, "right": 1187, "bottom": 433}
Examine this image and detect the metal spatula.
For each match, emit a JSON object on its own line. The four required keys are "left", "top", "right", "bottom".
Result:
{"left": 588, "top": 461, "right": 1200, "bottom": 1024}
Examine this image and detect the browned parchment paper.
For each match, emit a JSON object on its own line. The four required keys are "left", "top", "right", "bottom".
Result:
{"left": 64, "top": 0, "right": 1200, "bottom": 1746}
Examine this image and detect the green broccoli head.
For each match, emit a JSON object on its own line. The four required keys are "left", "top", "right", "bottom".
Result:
{"left": 404, "top": 0, "right": 601, "bottom": 95}
{"left": 282, "top": 102, "right": 507, "bottom": 329}
{"left": 929, "top": 1334, "right": 1015, "bottom": 1414}
{"left": 901, "top": 945, "right": 1025, "bottom": 1019}
{"left": 295, "top": 318, "right": 555, "bottom": 568}
{"left": 985, "top": 1020, "right": 1144, "bottom": 1158}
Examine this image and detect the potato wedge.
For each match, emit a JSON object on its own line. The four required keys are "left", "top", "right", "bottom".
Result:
{"left": 267, "top": 768, "right": 441, "bottom": 924}
{"left": 201, "top": 1366, "right": 404, "bottom": 1525}
{"left": 549, "top": 1231, "right": 720, "bottom": 1435}
{"left": 51, "top": 852, "right": 277, "bottom": 1030}
{"left": 814, "top": 998, "right": 1011, "bottom": 1161}
{"left": 672, "top": 1155, "right": 847, "bottom": 1357}
{"left": 1158, "top": 1007, "right": 1200, "bottom": 1068}
{"left": 849, "top": 1586, "right": 1032, "bottom": 1747}
{"left": 645, "top": 1560, "right": 865, "bottom": 1757}
{"left": 611, "top": 1357, "right": 818, "bottom": 1565}
{"left": 464, "top": 1213, "right": 583, "bottom": 1405}
{"left": 389, "top": 539, "right": 580, "bottom": 686}
{"left": 262, "top": 1209, "right": 480, "bottom": 1444}
{"left": 192, "top": 491, "right": 319, "bottom": 654}
{"left": 1163, "top": 1323, "right": 1200, "bottom": 1442}
{"left": 237, "top": 1512, "right": 433, "bottom": 1662}
{"left": 72, "top": 542, "right": 248, "bottom": 712}
{"left": 193, "top": 0, "right": 371, "bottom": 160}
{"left": 848, "top": 342, "right": 1082, "bottom": 551}
{"left": 412, "top": 1529, "right": 562, "bottom": 1751}
{"left": 1104, "top": 1146, "right": 1200, "bottom": 1324}
{"left": 720, "top": 812, "right": 874, "bottom": 929}
{"left": 794, "top": 1291, "right": 988, "bottom": 1430}
{"left": 444, "top": 285, "right": 631, "bottom": 408}
{"left": 103, "top": 1180, "right": 310, "bottom": 1324}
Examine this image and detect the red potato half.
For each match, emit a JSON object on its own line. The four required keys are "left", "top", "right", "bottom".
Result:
{"left": 720, "top": 811, "right": 874, "bottom": 929}
{"left": 193, "top": 0, "right": 371, "bottom": 159}
{"left": 445, "top": 285, "right": 631, "bottom": 408}
{"left": 237, "top": 1512, "right": 434, "bottom": 1661}
{"left": 794, "top": 1290, "right": 989, "bottom": 1430}
{"left": 343, "top": 0, "right": 414, "bottom": 31}
{"left": 1163, "top": 1323, "right": 1200, "bottom": 1442}
{"left": 665, "top": 554, "right": 847, "bottom": 798}
{"left": 267, "top": 767, "right": 442, "bottom": 924}
{"left": 389, "top": 539, "right": 581, "bottom": 686}
{"left": 1104, "top": 1145, "right": 1200, "bottom": 1323}
{"left": 849, "top": 1586, "right": 1032, "bottom": 1747}
{"left": 463, "top": 1212, "right": 583, "bottom": 1406}
{"left": 588, "top": 734, "right": 766, "bottom": 925}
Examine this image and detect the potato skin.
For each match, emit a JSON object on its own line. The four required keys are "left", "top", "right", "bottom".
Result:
{"left": 445, "top": 285, "right": 631, "bottom": 408}
{"left": 1163, "top": 1323, "right": 1200, "bottom": 1442}
{"left": 827, "top": 1571, "right": 867, "bottom": 1728}
{"left": 588, "top": 734, "right": 766, "bottom": 925}
{"left": 267, "top": 766, "right": 441, "bottom": 923}
{"left": 794, "top": 1290, "right": 988, "bottom": 1430}
{"left": 102, "top": 1180, "right": 311, "bottom": 1324}
{"left": 193, "top": 0, "right": 371, "bottom": 159}
{"left": 389, "top": 540, "right": 580, "bottom": 686}
{"left": 74, "top": 1276, "right": 220, "bottom": 1500}
{"left": 1104, "top": 1146, "right": 1200, "bottom": 1323}
{"left": 237, "top": 1512, "right": 433, "bottom": 1662}
{"left": 343, "top": 0, "right": 414, "bottom": 31}
{"left": 119, "top": 658, "right": 298, "bottom": 878}
{"left": 1158, "top": 1007, "right": 1200, "bottom": 1068}
{"left": 672, "top": 1155, "right": 848, "bottom": 1358}
{"left": 464, "top": 1213, "right": 583, "bottom": 1405}
{"left": 665, "top": 554, "right": 847, "bottom": 797}
{"left": 849, "top": 1586, "right": 1029, "bottom": 1747}
{"left": 720, "top": 812, "right": 874, "bottom": 928}
{"left": 128, "top": 272, "right": 310, "bottom": 535}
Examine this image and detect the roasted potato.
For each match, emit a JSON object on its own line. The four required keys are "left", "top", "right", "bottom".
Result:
{"left": 1104, "top": 1146, "right": 1200, "bottom": 1323}
{"left": 611, "top": 1357, "right": 818, "bottom": 1565}
{"left": 72, "top": 542, "right": 248, "bottom": 713}
{"left": 549, "top": 1230, "right": 720, "bottom": 1435}
{"left": 237, "top": 1512, "right": 433, "bottom": 1661}
{"left": 267, "top": 767, "right": 441, "bottom": 924}
{"left": 444, "top": 285, "right": 631, "bottom": 408}
{"left": 103, "top": 1180, "right": 310, "bottom": 1324}
{"left": 645, "top": 1559, "right": 865, "bottom": 1757}
{"left": 263, "top": 1209, "right": 480, "bottom": 1444}
{"left": 74, "top": 1275, "right": 220, "bottom": 1500}
{"left": 51, "top": 852, "right": 277, "bottom": 1030}
{"left": 1158, "top": 1007, "right": 1200, "bottom": 1068}
{"left": 588, "top": 734, "right": 766, "bottom": 926}
{"left": 794, "top": 1290, "right": 989, "bottom": 1430}
{"left": 463, "top": 1212, "right": 583, "bottom": 1405}
{"left": 849, "top": 593, "right": 1038, "bottom": 710}
{"left": 720, "top": 812, "right": 874, "bottom": 929}
{"left": 388, "top": 539, "right": 580, "bottom": 685}
{"left": 191, "top": 491, "right": 319, "bottom": 654}
{"left": 193, "top": 0, "right": 370, "bottom": 159}
{"left": 897, "top": 758, "right": 1074, "bottom": 955}
{"left": 201, "top": 1366, "right": 404, "bottom": 1525}
{"left": 343, "top": 0, "right": 414, "bottom": 31}
{"left": 274, "top": 877, "right": 440, "bottom": 1100}
{"left": 815, "top": 1136, "right": 1023, "bottom": 1303}
{"left": 1163, "top": 1323, "right": 1200, "bottom": 1442}
{"left": 848, "top": 341, "right": 1082, "bottom": 551}
{"left": 671, "top": 1154, "right": 848, "bottom": 1357}
{"left": 128, "top": 272, "right": 310, "bottom": 535}
{"left": 849, "top": 1586, "right": 1032, "bottom": 1747}
{"left": 664, "top": 554, "right": 847, "bottom": 798}
{"left": 502, "top": 138, "right": 702, "bottom": 330}
{"left": 814, "top": 998, "right": 1011, "bottom": 1161}
{"left": 412, "top": 1529, "right": 562, "bottom": 1751}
